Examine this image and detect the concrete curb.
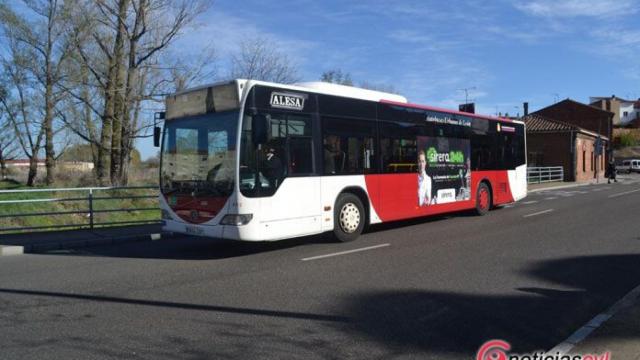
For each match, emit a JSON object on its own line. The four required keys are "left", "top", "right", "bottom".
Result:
{"left": 549, "top": 283, "right": 640, "bottom": 354}
{"left": 2, "top": 232, "right": 167, "bottom": 255}
{"left": 0, "top": 245, "right": 24, "bottom": 256}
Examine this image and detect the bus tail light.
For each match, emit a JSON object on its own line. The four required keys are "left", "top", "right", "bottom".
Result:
{"left": 220, "top": 214, "right": 253, "bottom": 226}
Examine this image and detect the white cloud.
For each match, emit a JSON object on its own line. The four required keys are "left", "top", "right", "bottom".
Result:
{"left": 514, "top": 0, "right": 638, "bottom": 19}
{"left": 172, "top": 10, "right": 317, "bottom": 76}
{"left": 591, "top": 28, "right": 640, "bottom": 47}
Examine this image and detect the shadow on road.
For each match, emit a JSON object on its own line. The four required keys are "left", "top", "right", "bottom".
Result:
{"left": 41, "top": 233, "right": 332, "bottom": 260}
{"left": 1, "top": 255, "right": 639, "bottom": 357}
{"left": 37, "top": 209, "right": 488, "bottom": 260}
{"left": 338, "top": 254, "right": 640, "bottom": 354}
{"left": 0, "top": 287, "right": 348, "bottom": 323}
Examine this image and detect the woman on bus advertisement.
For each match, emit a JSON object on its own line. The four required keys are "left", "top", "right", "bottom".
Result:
{"left": 417, "top": 136, "right": 471, "bottom": 205}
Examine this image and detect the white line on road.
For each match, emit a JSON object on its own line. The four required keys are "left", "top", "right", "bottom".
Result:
{"left": 523, "top": 200, "right": 538, "bottom": 204}
{"left": 301, "top": 243, "right": 390, "bottom": 261}
{"left": 608, "top": 188, "right": 640, "bottom": 198}
{"left": 544, "top": 197, "right": 557, "bottom": 200}
{"left": 523, "top": 209, "right": 554, "bottom": 218}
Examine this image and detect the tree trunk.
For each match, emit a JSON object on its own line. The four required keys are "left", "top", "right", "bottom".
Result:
{"left": 80, "top": 63, "right": 99, "bottom": 177}
{"left": 109, "top": 0, "right": 129, "bottom": 186}
{"left": 44, "top": 80, "right": 55, "bottom": 185}
{"left": 0, "top": 149, "right": 6, "bottom": 179}
{"left": 97, "top": 0, "right": 128, "bottom": 186}
{"left": 27, "top": 157, "right": 38, "bottom": 187}
{"left": 110, "top": 68, "right": 125, "bottom": 186}
{"left": 118, "top": 63, "right": 138, "bottom": 186}
{"left": 96, "top": 91, "right": 112, "bottom": 185}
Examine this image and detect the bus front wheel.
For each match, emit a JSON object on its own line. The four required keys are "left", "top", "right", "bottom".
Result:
{"left": 475, "top": 182, "right": 492, "bottom": 216}
{"left": 333, "top": 193, "right": 365, "bottom": 242}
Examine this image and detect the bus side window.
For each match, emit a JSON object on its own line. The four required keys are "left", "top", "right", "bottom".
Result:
{"left": 322, "top": 117, "right": 376, "bottom": 175}
{"left": 380, "top": 138, "right": 417, "bottom": 173}
{"left": 471, "top": 134, "right": 496, "bottom": 170}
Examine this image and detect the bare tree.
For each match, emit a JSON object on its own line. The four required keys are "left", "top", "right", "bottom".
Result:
{"left": 65, "top": 0, "right": 209, "bottom": 185}
{"left": 0, "top": 0, "right": 75, "bottom": 185}
{"left": 320, "top": 69, "right": 353, "bottom": 86}
{"left": 167, "top": 46, "right": 218, "bottom": 93}
{"left": 0, "top": 46, "right": 45, "bottom": 186}
{"left": 230, "top": 37, "right": 300, "bottom": 84}
{"left": 320, "top": 68, "right": 398, "bottom": 94}
{"left": 359, "top": 80, "right": 398, "bottom": 94}
{"left": 0, "top": 105, "right": 19, "bottom": 179}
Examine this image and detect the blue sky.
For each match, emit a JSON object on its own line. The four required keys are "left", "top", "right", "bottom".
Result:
{"left": 139, "top": 0, "right": 640, "bottom": 158}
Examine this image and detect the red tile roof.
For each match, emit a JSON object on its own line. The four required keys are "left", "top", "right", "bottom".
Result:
{"left": 524, "top": 114, "right": 609, "bottom": 140}
{"left": 524, "top": 115, "right": 580, "bottom": 132}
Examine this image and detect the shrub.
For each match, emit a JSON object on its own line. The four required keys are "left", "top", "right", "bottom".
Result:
{"left": 619, "top": 132, "right": 639, "bottom": 147}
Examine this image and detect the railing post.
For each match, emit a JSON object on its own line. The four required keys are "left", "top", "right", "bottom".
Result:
{"left": 89, "top": 188, "right": 94, "bottom": 230}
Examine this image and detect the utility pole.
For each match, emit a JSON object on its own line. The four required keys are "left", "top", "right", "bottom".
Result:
{"left": 458, "top": 87, "right": 476, "bottom": 105}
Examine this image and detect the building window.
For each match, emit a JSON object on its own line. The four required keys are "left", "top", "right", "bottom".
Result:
{"left": 582, "top": 151, "right": 586, "bottom": 172}
{"left": 623, "top": 111, "right": 629, "bottom": 117}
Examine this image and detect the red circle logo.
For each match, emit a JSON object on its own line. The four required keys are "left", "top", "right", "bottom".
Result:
{"left": 476, "top": 340, "right": 511, "bottom": 360}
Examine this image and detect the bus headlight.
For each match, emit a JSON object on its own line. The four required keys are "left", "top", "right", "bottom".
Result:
{"left": 220, "top": 214, "right": 253, "bottom": 226}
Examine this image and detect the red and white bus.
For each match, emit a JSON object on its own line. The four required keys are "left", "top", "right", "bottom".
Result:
{"left": 156, "top": 79, "right": 527, "bottom": 242}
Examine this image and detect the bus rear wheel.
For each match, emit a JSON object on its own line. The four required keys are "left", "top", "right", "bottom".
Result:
{"left": 475, "top": 182, "right": 492, "bottom": 216}
{"left": 333, "top": 193, "right": 365, "bottom": 242}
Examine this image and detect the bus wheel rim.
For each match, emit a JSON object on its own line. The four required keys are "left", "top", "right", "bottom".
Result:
{"left": 339, "top": 203, "right": 360, "bottom": 233}
{"left": 479, "top": 188, "right": 489, "bottom": 210}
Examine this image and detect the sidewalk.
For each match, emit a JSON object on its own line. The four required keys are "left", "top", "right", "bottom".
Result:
{"left": 528, "top": 177, "right": 613, "bottom": 193}
{"left": 0, "top": 223, "right": 163, "bottom": 254}
{"left": 569, "top": 287, "right": 640, "bottom": 359}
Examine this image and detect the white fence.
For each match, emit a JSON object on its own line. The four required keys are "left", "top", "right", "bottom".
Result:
{"left": 527, "top": 167, "right": 564, "bottom": 184}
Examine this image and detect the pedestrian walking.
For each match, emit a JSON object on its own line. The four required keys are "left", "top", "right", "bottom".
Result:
{"left": 606, "top": 159, "right": 617, "bottom": 184}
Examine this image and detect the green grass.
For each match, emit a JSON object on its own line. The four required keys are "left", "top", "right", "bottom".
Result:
{"left": 0, "top": 180, "right": 160, "bottom": 233}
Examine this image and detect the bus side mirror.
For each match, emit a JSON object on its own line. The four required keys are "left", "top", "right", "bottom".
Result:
{"left": 252, "top": 114, "right": 269, "bottom": 145}
{"left": 153, "top": 126, "right": 161, "bottom": 147}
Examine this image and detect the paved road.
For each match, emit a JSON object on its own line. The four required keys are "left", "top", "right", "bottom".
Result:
{"left": 1, "top": 175, "right": 640, "bottom": 359}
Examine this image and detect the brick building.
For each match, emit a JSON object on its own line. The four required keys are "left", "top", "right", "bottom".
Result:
{"left": 534, "top": 99, "right": 613, "bottom": 142}
{"left": 525, "top": 115, "right": 608, "bottom": 182}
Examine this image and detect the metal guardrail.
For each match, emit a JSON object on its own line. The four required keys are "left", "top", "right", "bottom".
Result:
{"left": 0, "top": 186, "right": 160, "bottom": 233}
{"left": 527, "top": 166, "right": 564, "bottom": 184}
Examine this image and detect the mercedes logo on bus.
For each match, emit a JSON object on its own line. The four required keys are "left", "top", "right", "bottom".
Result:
{"left": 190, "top": 210, "right": 199, "bottom": 221}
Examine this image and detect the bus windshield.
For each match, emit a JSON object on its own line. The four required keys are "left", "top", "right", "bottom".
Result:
{"left": 160, "top": 111, "right": 238, "bottom": 197}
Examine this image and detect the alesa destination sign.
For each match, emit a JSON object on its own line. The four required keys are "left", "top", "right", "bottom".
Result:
{"left": 270, "top": 92, "right": 305, "bottom": 110}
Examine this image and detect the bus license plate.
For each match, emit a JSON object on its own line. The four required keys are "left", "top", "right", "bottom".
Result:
{"left": 185, "top": 225, "right": 204, "bottom": 236}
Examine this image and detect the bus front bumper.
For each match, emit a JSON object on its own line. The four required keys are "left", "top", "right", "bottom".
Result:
{"left": 162, "top": 219, "right": 230, "bottom": 240}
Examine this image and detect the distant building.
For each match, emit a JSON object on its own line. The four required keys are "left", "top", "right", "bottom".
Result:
{"left": 5, "top": 159, "right": 45, "bottom": 168}
{"left": 590, "top": 96, "right": 640, "bottom": 128}
{"left": 534, "top": 99, "right": 613, "bottom": 142}
{"left": 60, "top": 161, "right": 95, "bottom": 171}
{"left": 524, "top": 99, "right": 613, "bottom": 182}
{"left": 6, "top": 160, "right": 94, "bottom": 171}
{"left": 525, "top": 115, "right": 608, "bottom": 182}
